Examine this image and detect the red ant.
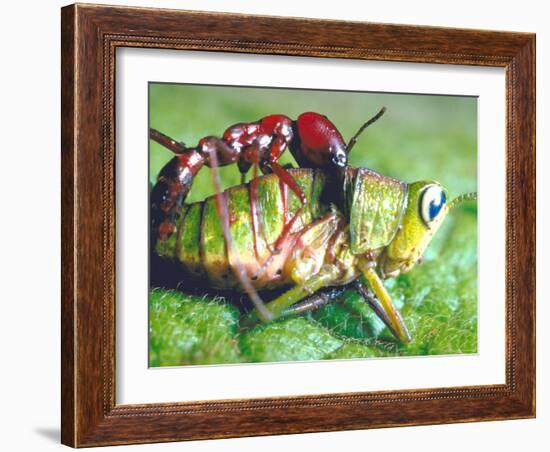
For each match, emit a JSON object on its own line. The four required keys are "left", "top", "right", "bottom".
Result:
{"left": 150, "top": 108, "right": 386, "bottom": 266}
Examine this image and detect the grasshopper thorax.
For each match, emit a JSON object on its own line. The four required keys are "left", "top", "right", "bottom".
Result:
{"left": 344, "top": 167, "right": 452, "bottom": 278}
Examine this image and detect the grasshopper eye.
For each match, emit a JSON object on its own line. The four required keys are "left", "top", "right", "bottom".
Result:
{"left": 420, "top": 185, "right": 446, "bottom": 227}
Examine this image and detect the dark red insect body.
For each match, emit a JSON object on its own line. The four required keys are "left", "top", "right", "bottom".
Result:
{"left": 291, "top": 112, "right": 348, "bottom": 169}
{"left": 150, "top": 111, "right": 371, "bottom": 245}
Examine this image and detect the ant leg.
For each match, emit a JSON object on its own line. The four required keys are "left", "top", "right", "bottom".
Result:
{"left": 238, "top": 158, "right": 251, "bottom": 184}
{"left": 270, "top": 159, "right": 307, "bottom": 246}
{"left": 247, "top": 147, "right": 276, "bottom": 259}
{"left": 251, "top": 137, "right": 307, "bottom": 278}
{"left": 207, "top": 143, "right": 273, "bottom": 322}
{"left": 150, "top": 129, "right": 187, "bottom": 154}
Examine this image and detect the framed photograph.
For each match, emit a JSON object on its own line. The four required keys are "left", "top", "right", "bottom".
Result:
{"left": 61, "top": 3, "right": 535, "bottom": 447}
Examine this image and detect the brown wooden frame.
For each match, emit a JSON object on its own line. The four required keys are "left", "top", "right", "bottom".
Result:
{"left": 61, "top": 3, "right": 536, "bottom": 447}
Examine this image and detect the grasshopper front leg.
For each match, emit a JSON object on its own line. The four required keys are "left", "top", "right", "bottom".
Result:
{"left": 360, "top": 266, "right": 411, "bottom": 343}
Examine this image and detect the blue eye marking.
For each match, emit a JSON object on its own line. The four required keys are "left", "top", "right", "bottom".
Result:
{"left": 428, "top": 190, "right": 446, "bottom": 221}
{"left": 420, "top": 185, "right": 446, "bottom": 227}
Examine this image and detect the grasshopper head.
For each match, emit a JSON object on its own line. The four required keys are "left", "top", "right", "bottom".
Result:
{"left": 380, "top": 181, "right": 450, "bottom": 278}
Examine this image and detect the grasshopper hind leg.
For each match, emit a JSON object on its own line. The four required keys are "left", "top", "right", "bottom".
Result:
{"left": 242, "top": 265, "right": 341, "bottom": 328}
{"left": 281, "top": 285, "right": 348, "bottom": 316}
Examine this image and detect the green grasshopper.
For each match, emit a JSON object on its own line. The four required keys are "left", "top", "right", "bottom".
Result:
{"left": 153, "top": 164, "right": 476, "bottom": 343}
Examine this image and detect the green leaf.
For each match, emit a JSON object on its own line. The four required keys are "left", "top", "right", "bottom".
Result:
{"left": 149, "top": 289, "right": 241, "bottom": 366}
{"left": 329, "top": 341, "right": 380, "bottom": 359}
{"left": 240, "top": 317, "right": 342, "bottom": 362}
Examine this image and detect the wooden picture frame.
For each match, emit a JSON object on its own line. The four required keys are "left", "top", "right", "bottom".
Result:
{"left": 61, "top": 3, "right": 535, "bottom": 447}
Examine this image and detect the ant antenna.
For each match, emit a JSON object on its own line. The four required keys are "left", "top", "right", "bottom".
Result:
{"left": 346, "top": 106, "right": 387, "bottom": 153}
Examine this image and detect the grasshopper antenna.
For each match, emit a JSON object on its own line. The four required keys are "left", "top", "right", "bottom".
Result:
{"left": 448, "top": 192, "right": 477, "bottom": 211}
{"left": 207, "top": 150, "right": 274, "bottom": 322}
{"left": 346, "top": 106, "right": 387, "bottom": 154}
